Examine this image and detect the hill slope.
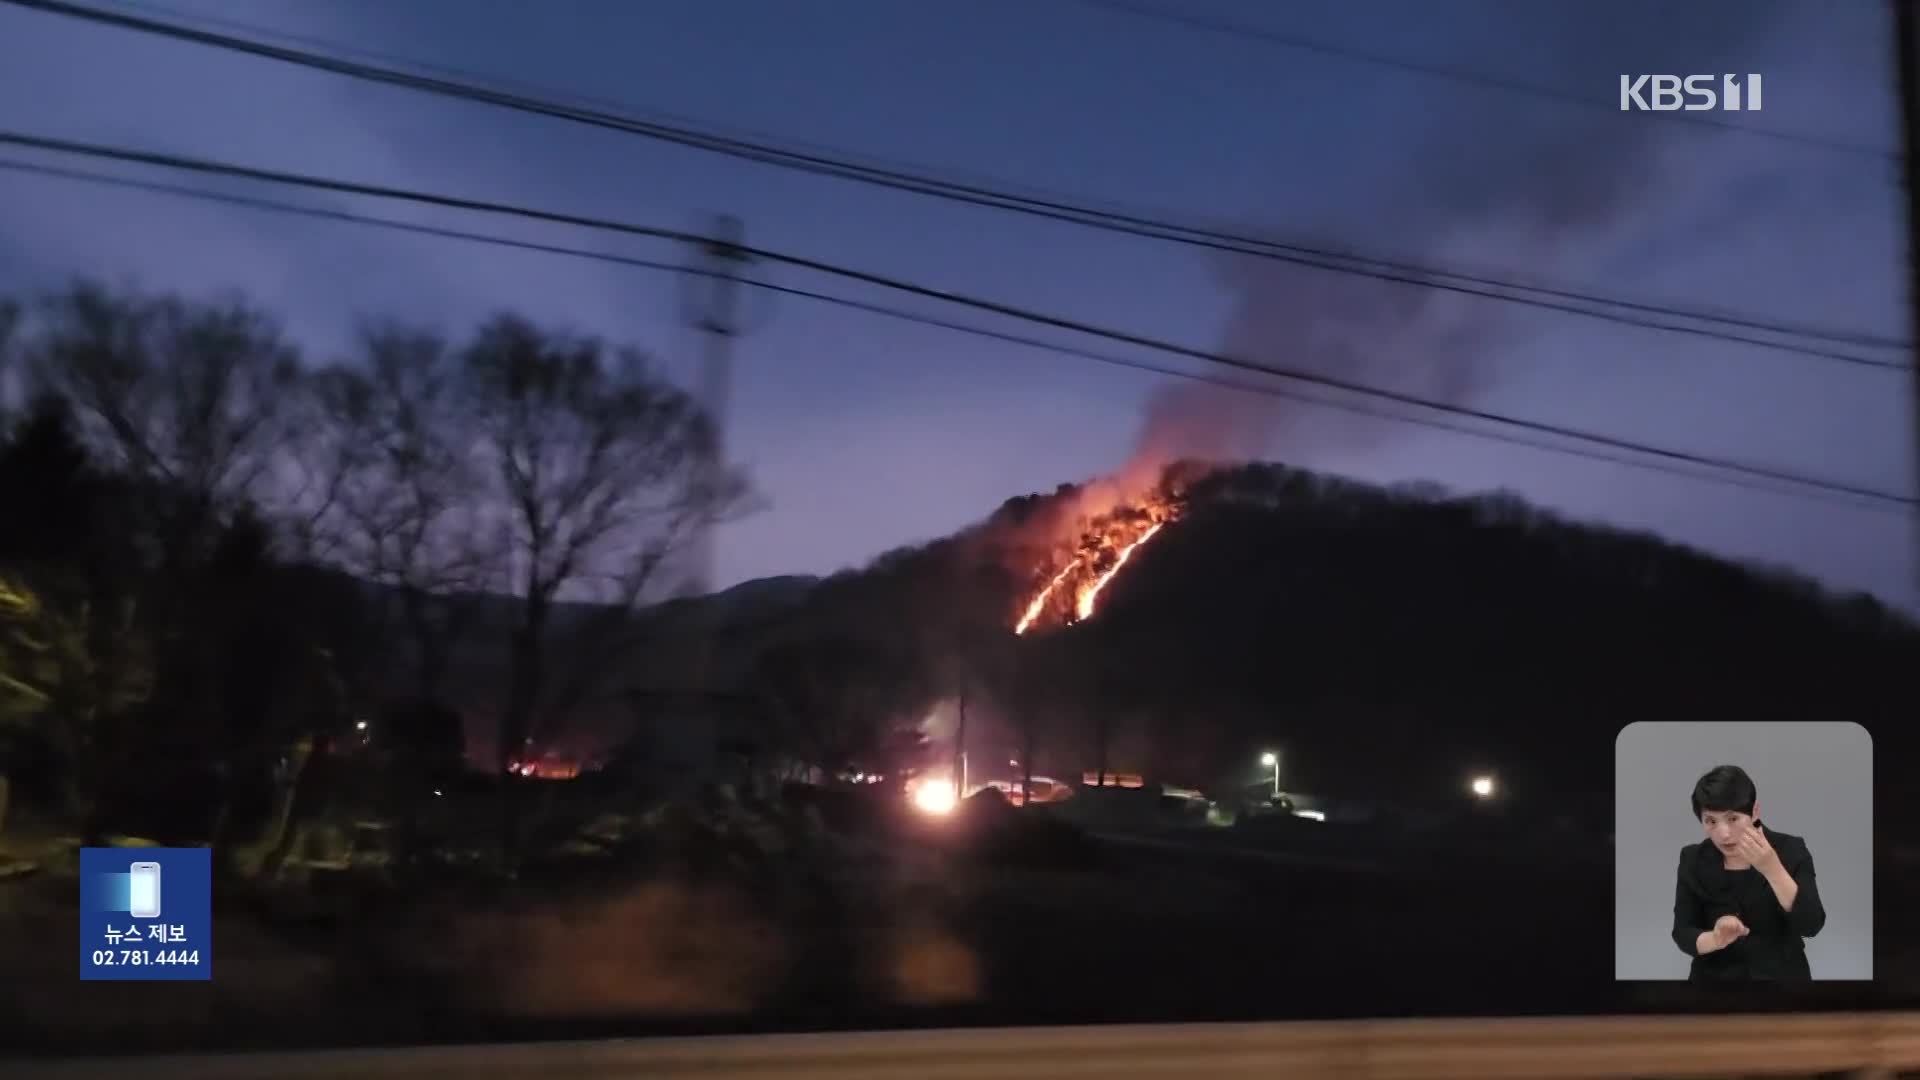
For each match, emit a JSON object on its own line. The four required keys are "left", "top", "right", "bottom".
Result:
{"left": 762, "top": 461, "right": 1917, "bottom": 810}
{"left": 436, "top": 460, "right": 1915, "bottom": 814}
{"left": 1022, "top": 464, "right": 1913, "bottom": 798}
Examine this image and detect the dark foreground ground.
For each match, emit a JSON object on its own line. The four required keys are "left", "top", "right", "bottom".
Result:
{"left": 2, "top": 792, "right": 1914, "bottom": 1059}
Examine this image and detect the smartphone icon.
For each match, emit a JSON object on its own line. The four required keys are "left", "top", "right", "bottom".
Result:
{"left": 128, "top": 861, "right": 161, "bottom": 919}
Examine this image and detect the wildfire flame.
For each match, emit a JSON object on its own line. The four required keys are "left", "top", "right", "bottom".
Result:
{"left": 1013, "top": 498, "right": 1177, "bottom": 636}
{"left": 1074, "top": 521, "right": 1162, "bottom": 621}
{"left": 1014, "top": 558, "right": 1082, "bottom": 636}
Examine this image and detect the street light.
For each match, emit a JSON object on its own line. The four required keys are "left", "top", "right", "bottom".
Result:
{"left": 1471, "top": 775, "right": 1496, "bottom": 799}
{"left": 1259, "top": 751, "right": 1280, "bottom": 798}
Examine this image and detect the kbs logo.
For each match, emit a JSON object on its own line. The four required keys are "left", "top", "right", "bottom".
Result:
{"left": 1619, "top": 74, "right": 1763, "bottom": 112}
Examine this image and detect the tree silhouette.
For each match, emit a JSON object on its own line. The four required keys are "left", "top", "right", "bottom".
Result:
{"left": 301, "top": 324, "right": 497, "bottom": 708}
{"left": 457, "top": 314, "right": 747, "bottom": 774}
{"left": 0, "top": 399, "right": 156, "bottom": 830}
{"left": 22, "top": 281, "right": 298, "bottom": 565}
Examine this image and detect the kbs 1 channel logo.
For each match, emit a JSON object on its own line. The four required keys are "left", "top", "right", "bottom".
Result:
{"left": 1620, "top": 74, "right": 1763, "bottom": 112}
{"left": 79, "top": 847, "right": 212, "bottom": 980}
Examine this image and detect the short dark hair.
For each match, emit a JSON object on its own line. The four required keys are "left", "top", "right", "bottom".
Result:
{"left": 1691, "top": 765, "right": 1756, "bottom": 819}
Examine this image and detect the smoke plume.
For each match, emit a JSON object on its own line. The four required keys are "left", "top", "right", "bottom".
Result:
{"left": 1124, "top": 0, "right": 1782, "bottom": 483}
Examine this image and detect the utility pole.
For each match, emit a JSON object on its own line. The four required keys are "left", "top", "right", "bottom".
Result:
{"left": 953, "top": 686, "right": 968, "bottom": 802}
{"left": 1898, "top": 0, "right": 1920, "bottom": 593}
{"left": 681, "top": 213, "right": 754, "bottom": 595}
{"left": 677, "top": 214, "right": 762, "bottom": 789}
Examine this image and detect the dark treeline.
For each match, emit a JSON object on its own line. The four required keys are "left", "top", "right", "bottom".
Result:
{"left": 0, "top": 280, "right": 739, "bottom": 860}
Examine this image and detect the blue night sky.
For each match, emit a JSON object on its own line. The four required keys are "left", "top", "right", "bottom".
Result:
{"left": 1, "top": 0, "right": 1913, "bottom": 609}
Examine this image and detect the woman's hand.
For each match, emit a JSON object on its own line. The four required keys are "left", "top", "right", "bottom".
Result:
{"left": 1736, "top": 825, "right": 1782, "bottom": 874}
{"left": 1708, "top": 914, "right": 1750, "bottom": 952}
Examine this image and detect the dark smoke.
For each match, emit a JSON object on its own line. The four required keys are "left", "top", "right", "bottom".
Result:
{"left": 1128, "top": 0, "right": 1784, "bottom": 476}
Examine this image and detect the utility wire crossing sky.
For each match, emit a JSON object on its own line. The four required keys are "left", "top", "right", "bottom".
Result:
{"left": 5, "top": 0, "right": 1909, "bottom": 369}
{"left": 0, "top": 150, "right": 1902, "bottom": 523}
{"left": 5, "top": 128, "right": 1912, "bottom": 515}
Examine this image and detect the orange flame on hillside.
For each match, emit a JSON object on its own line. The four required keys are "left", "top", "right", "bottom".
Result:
{"left": 1074, "top": 521, "right": 1163, "bottom": 621}
{"left": 1012, "top": 496, "right": 1178, "bottom": 636}
{"left": 1014, "top": 559, "right": 1081, "bottom": 636}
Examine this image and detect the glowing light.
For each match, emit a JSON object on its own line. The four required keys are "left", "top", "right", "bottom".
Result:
{"left": 1259, "top": 752, "right": 1277, "bottom": 767}
{"left": 355, "top": 720, "right": 368, "bottom": 731}
{"left": 912, "top": 782, "right": 958, "bottom": 816}
{"left": 1293, "top": 809, "right": 1326, "bottom": 822}
{"left": 1471, "top": 775, "right": 1496, "bottom": 798}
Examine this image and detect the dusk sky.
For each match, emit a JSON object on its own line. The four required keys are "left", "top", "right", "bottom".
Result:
{"left": 1, "top": 0, "right": 1913, "bottom": 610}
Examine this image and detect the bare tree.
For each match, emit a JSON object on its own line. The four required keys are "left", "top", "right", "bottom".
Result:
{"left": 995, "top": 635, "right": 1064, "bottom": 809}
{"left": 17, "top": 285, "right": 381, "bottom": 860}
{"left": 300, "top": 325, "right": 498, "bottom": 704}
{"left": 24, "top": 281, "right": 298, "bottom": 557}
{"left": 457, "top": 314, "right": 747, "bottom": 784}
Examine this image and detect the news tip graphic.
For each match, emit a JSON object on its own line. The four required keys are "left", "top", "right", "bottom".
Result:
{"left": 79, "top": 847, "right": 212, "bottom": 981}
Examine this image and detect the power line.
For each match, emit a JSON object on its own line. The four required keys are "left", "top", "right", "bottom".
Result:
{"left": 73, "top": 0, "right": 1912, "bottom": 358}
{"left": 1079, "top": 0, "right": 1898, "bottom": 163}
{"left": 5, "top": 0, "right": 1907, "bottom": 366}
{"left": 83, "top": 0, "right": 1911, "bottom": 358}
{"left": 1, "top": 131, "right": 1912, "bottom": 511}
{"left": 0, "top": 153, "right": 1902, "bottom": 519}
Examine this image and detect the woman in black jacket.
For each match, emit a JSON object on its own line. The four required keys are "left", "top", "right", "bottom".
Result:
{"left": 1671, "top": 765, "right": 1826, "bottom": 981}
